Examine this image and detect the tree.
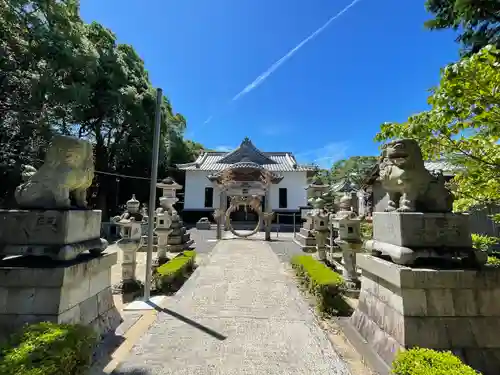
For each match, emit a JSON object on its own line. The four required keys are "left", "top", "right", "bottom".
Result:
{"left": 0, "top": 0, "right": 206, "bottom": 212}
{"left": 0, "top": 0, "right": 97, "bottom": 204}
{"left": 328, "top": 156, "right": 378, "bottom": 190}
{"left": 312, "top": 157, "right": 377, "bottom": 191}
{"left": 425, "top": 0, "right": 500, "bottom": 56}
{"left": 375, "top": 44, "right": 500, "bottom": 221}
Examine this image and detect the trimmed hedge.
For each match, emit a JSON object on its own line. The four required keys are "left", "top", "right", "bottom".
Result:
{"left": 291, "top": 255, "right": 347, "bottom": 315}
{"left": 392, "top": 348, "right": 480, "bottom": 375}
{"left": 0, "top": 322, "right": 97, "bottom": 375}
{"left": 154, "top": 250, "right": 196, "bottom": 292}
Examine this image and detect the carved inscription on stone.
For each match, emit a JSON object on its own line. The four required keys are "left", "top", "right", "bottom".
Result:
{"left": 372, "top": 213, "right": 471, "bottom": 248}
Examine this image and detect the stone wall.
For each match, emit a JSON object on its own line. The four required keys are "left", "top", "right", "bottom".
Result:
{"left": 351, "top": 254, "right": 500, "bottom": 375}
{"left": 0, "top": 252, "right": 121, "bottom": 337}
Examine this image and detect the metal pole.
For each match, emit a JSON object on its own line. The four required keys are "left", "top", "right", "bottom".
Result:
{"left": 276, "top": 213, "right": 279, "bottom": 238}
{"left": 293, "top": 212, "right": 296, "bottom": 238}
{"left": 144, "top": 88, "right": 163, "bottom": 300}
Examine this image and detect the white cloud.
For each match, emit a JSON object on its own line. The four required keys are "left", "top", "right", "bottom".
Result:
{"left": 203, "top": 116, "right": 213, "bottom": 125}
{"left": 231, "top": 0, "right": 363, "bottom": 101}
{"left": 295, "top": 141, "right": 349, "bottom": 169}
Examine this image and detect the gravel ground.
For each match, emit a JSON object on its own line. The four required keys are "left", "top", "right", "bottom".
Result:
{"left": 115, "top": 239, "right": 351, "bottom": 375}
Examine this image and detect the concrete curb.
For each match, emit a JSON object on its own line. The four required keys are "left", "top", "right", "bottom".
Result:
{"left": 100, "top": 309, "right": 159, "bottom": 374}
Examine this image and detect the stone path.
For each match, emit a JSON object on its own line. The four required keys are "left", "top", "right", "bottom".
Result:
{"left": 115, "top": 239, "right": 351, "bottom": 375}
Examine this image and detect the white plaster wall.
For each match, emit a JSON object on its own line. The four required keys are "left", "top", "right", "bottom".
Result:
{"left": 269, "top": 171, "right": 308, "bottom": 210}
{"left": 183, "top": 170, "right": 308, "bottom": 210}
{"left": 183, "top": 171, "right": 220, "bottom": 210}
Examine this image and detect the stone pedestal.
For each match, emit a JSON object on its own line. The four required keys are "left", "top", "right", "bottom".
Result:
{"left": 295, "top": 218, "right": 317, "bottom": 252}
{"left": 335, "top": 239, "right": 362, "bottom": 285}
{"left": 156, "top": 227, "right": 173, "bottom": 262}
{"left": 196, "top": 217, "right": 211, "bottom": 230}
{"left": 0, "top": 252, "right": 121, "bottom": 338}
{"left": 365, "top": 212, "right": 487, "bottom": 266}
{"left": 350, "top": 254, "right": 500, "bottom": 375}
{"left": 166, "top": 214, "right": 193, "bottom": 252}
{"left": 0, "top": 209, "right": 107, "bottom": 260}
{"left": 115, "top": 239, "right": 141, "bottom": 286}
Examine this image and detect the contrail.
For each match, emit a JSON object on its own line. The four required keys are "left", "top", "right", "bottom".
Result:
{"left": 203, "top": 0, "right": 362, "bottom": 125}
{"left": 231, "top": 0, "right": 362, "bottom": 101}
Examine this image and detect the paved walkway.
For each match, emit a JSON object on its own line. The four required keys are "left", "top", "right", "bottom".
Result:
{"left": 115, "top": 239, "right": 351, "bottom": 375}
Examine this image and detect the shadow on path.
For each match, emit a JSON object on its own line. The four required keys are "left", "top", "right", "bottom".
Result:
{"left": 149, "top": 302, "right": 227, "bottom": 341}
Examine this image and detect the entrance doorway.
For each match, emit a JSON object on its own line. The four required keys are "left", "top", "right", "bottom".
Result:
{"left": 228, "top": 196, "right": 266, "bottom": 222}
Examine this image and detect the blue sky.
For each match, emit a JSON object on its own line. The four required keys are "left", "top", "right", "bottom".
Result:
{"left": 80, "top": 0, "right": 460, "bottom": 168}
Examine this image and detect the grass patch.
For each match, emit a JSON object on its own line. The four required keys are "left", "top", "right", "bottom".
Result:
{"left": 291, "top": 255, "right": 351, "bottom": 316}
{"left": 153, "top": 250, "right": 196, "bottom": 293}
{"left": 392, "top": 347, "right": 480, "bottom": 375}
{"left": 0, "top": 322, "right": 97, "bottom": 375}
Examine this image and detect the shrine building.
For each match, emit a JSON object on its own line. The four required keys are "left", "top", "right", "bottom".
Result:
{"left": 176, "top": 137, "right": 316, "bottom": 223}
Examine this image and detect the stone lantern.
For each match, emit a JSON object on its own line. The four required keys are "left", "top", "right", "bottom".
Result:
{"left": 331, "top": 194, "right": 362, "bottom": 287}
{"left": 306, "top": 176, "right": 330, "bottom": 206}
{"left": 112, "top": 194, "right": 144, "bottom": 292}
{"left": 154, "top": 206, "right": 172, "bottom": 264}
{"left": 155, "top": 177, "right": 193, "bottom": 252}
{"left": 311, "top": 197, "right": 330, "bottom": 261}
{"left": 296, "top": 177, "right": 330, "bottom": 252}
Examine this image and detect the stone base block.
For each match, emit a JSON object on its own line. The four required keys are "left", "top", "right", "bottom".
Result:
{"left": 372, "top": 212, "right": 472, "bottom": 248}
{"left": 299, "top": 227, "right": 313, "bottom": 238}
{"left": 167, "top": 233, "right": 191, "bottom": 246}
{"left": 302, "top": 219, "right": 314, "bottom": 231}
{"left": 0, "top": 209, "right": 107, "bottom": 260}
{"left": 0, "top": 252, "right": 121, "bottom": 338}
{"left": 364, "top": 239, "right": 487, "bottom": 266}
{"left": 167, "top": 239, "right": 194, "bottom": 253}
{"left": 1, "top": 238, "right": 108, "bottom": 261}
{"left": 350, "top": 254, "right": 500, "bottom": 375}
{"left": 0, "top": 209, "right": 103, "bottom": 245}
{"left": 195, "top": 220, "right": 211, "bottom": 230}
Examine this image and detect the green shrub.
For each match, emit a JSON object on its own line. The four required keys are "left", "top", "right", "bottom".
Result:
{"left": 154, "top": 250, "right": 196, "bottom": 292}
{"left": 487, "top": 255, "right": 500, "bottom": 267}
{"left": 392, "top": 348, "right": 480, "bottom": 375}
{"left": 291, "top": 255, "right": 348, "bottom": 315}
{"left": 472, "top": 233, "right": 499, "bottom": 253}
{"left": 360, "top": 221, "right": 373, "bottom": 240}
{"left": 0, "top": 322, "right": 97, "bottom": 375}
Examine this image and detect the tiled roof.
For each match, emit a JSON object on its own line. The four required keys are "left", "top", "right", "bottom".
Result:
{"left": 330, "top": 179, "right": 357, "bottom": 193}
{"left": 176, "top": 138, "right": 315, "bottom": 172}
{"left": 177, "top": 153, "right": 314, "bottom": 172}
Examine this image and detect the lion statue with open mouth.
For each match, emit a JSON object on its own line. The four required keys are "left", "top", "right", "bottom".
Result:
{"left": 378, "top": 139, "right": 453, "bottom": 213}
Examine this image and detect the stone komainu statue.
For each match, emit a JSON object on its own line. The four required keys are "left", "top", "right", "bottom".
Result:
{"left": 15, "top": 135, "right": 95, "bottom": 209}
{"left": 378, "top": 139, "right": 453, "bottom": 213}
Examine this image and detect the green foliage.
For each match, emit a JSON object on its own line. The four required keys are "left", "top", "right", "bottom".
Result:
{"left": 0, "top": 0, "right": 204, "bottom": 210}
{"left": 313, "top": 156, "right": 377, "bottom": 192}
{"left": 290, "top": 255, "right": 349, "bottom": 315}
{"left": 391, "top": 347, "right": 479, "bottom": 375}
{"left": 154, "top": 251, "right": 196, "bottom": 292}
{"left": 472, "top": 233, "right": 499, "bottom": 252}
{"left": 425, "top": 0, "right": 500, "bottom": 56}
{"left": 376, "top": 45, "right": 500, "bottom": 217}
{"left": 0, "top": 322, "right": 97, "bottom": 375}
{"left": 487, "top": 256, "right": 500, "bottom": 267}
{"left": 360, "top": 221, "right": 373, "bottom": 240}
